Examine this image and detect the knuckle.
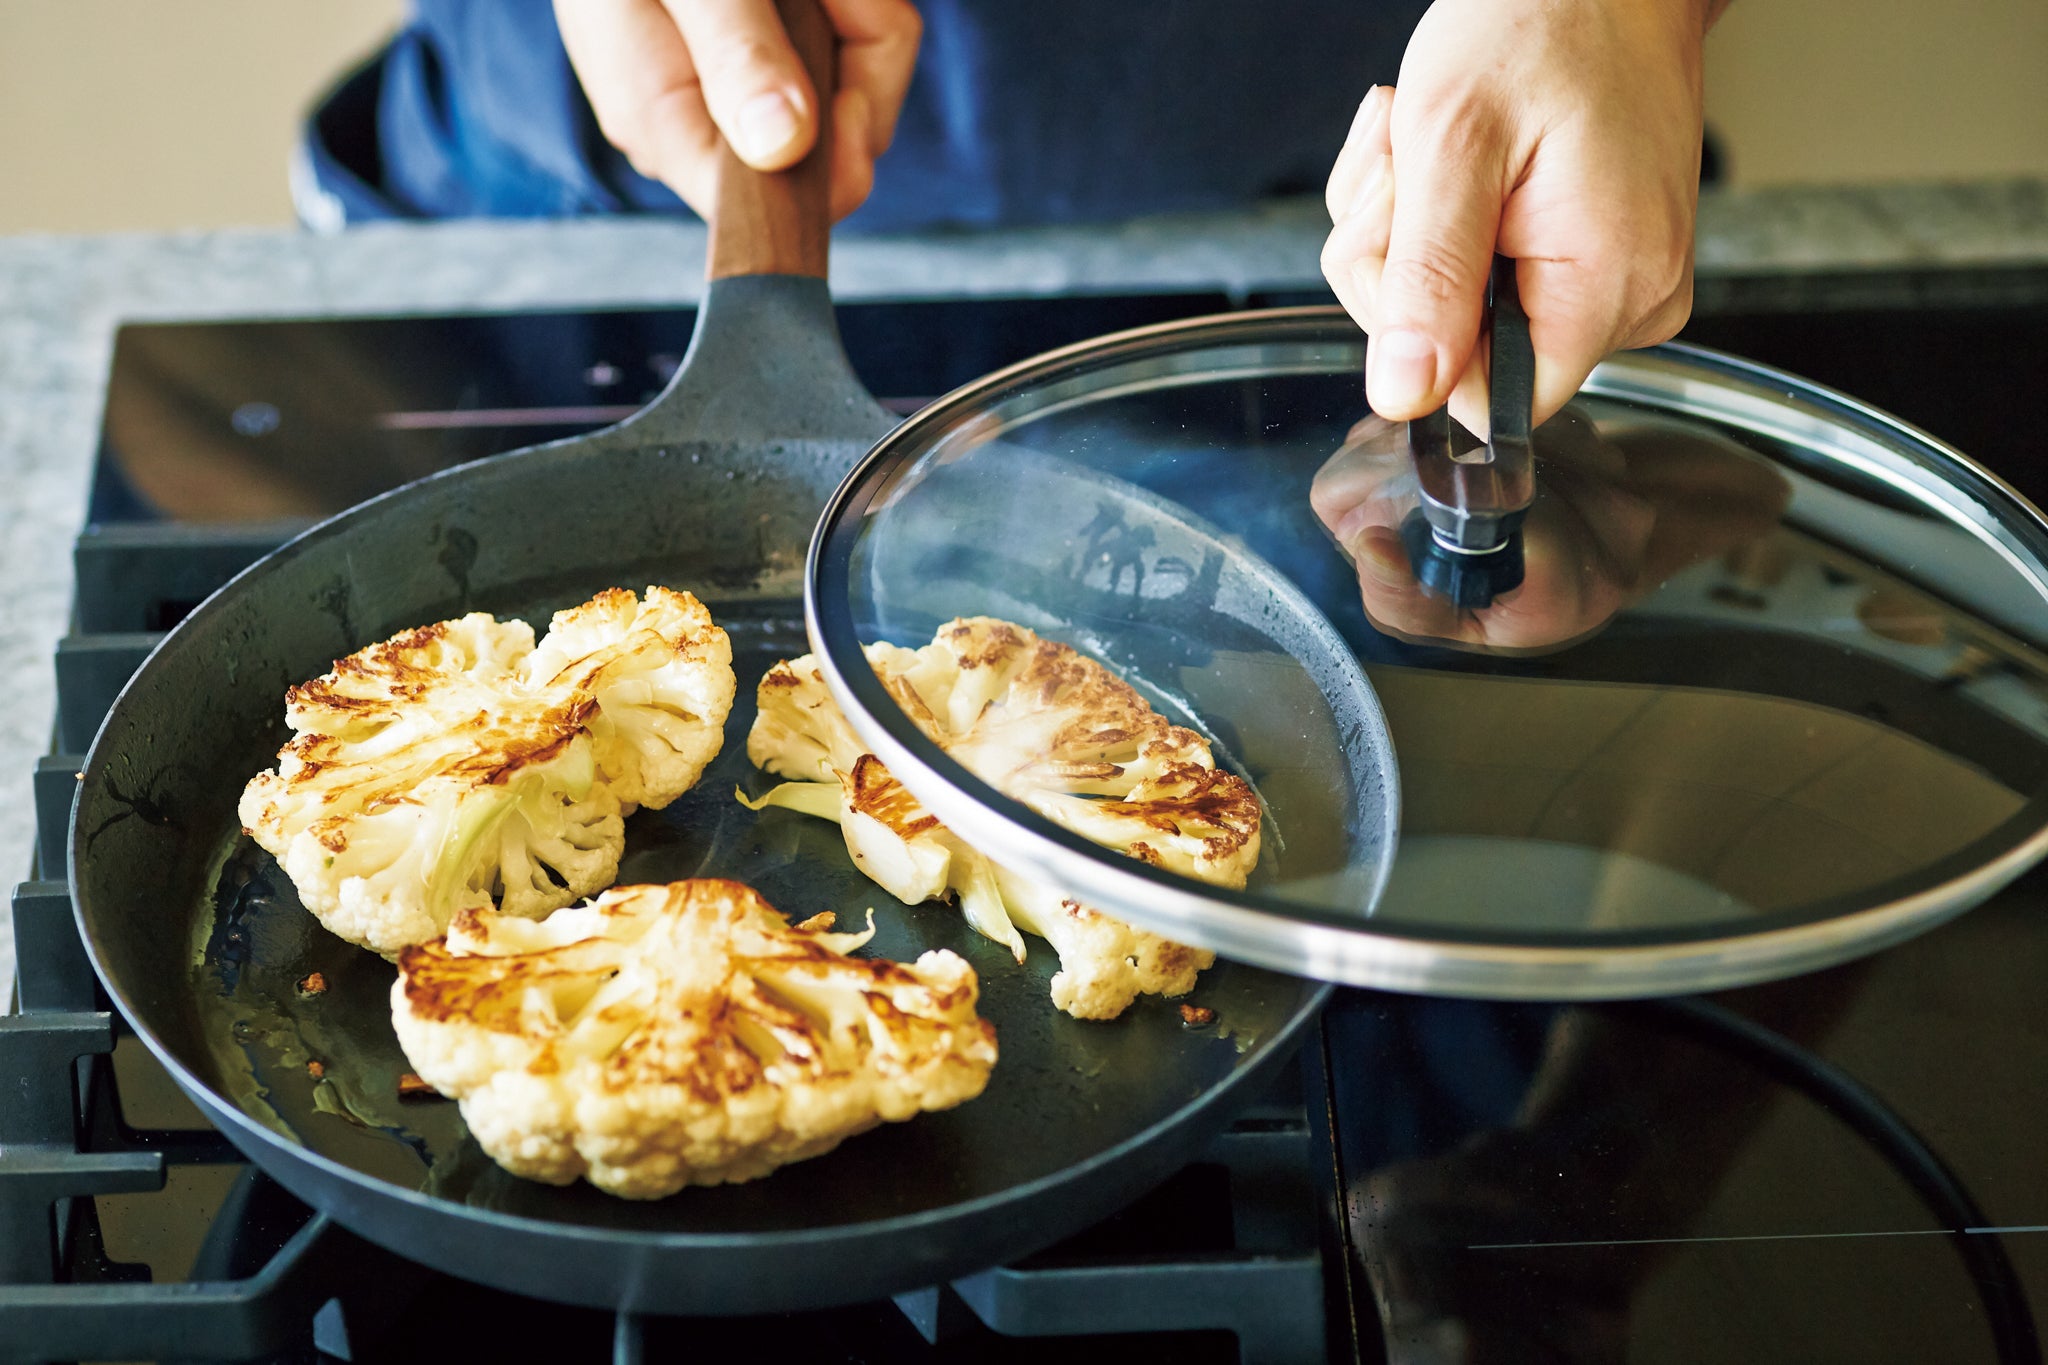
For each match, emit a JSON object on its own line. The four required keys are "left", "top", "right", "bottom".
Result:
{"left": 1657, "top": 272, "right": 1696, "bottom": 335}
{"left": 1630, "top": 215, "right": 1693, "bottom": 293}
{"left": 591, "top": 106, "right": 649, "bottom": 161}
{"left": 1633, "top": 280, "right": 1694, "bottom": 346}
{"left": 593, "top": 76, "right": 692, "bottom": 158}
{"left": 706, "top": 34, "right": 789, "bottom": 88}
{"left": 1624, "top": 246, "right": 1694, "bottom": 345}
{"left": 620, "top": 145, "right": 659, "bottom": 179}
{"left": 1318, "top": 233, "right": 1352, "bottom": 284}
{"left": 1396, "top": 93, "right": 1499, "bottom": 165}
{"left": 1379, "top": 247, "right": 1469, "bottom": 315}
{"left": 1321, "top": 245, "right": 1382, "bottom": 325}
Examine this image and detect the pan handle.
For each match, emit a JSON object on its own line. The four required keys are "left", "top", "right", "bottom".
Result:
{"left": 629, "top": 0, "right": 890, "bottom": 449}
{"left": 707, "top": 0, "right": 836, "bottom": 282}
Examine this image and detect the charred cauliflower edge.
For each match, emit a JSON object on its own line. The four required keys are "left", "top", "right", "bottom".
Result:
{"left": 238, "top": 586, "right": 735, "bottom": 958}
{"left": 391, "top": 878, "right": 998, "bottom": 1197}
{"left": 742, "top": 616, "right": 1261, "bottom": 1020}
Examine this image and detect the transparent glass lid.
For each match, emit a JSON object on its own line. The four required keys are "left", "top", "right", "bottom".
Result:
{"left": 805, "top": 310, "right": 2048, "bottom": 998}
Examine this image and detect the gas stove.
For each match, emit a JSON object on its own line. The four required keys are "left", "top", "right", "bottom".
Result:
{"left": 8, "top": 273, "right": 2048, "bottom": 1364}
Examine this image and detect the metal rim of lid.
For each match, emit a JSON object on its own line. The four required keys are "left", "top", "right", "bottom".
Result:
{"left": 805, "top": 306, "right": 2048, "bottom": 999}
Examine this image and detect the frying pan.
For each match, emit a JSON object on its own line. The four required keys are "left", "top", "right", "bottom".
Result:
{"left": 68, "top": 0, "right": 1334, "bottom": 1315}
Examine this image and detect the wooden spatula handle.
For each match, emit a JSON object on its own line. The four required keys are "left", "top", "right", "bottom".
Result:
{"left": 706, "top": 0, "right": 835, "bottom": 281}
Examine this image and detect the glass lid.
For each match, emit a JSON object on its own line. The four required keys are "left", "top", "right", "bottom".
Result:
{"left": 805, "top": 308, "right": 2048, "bottom": 998}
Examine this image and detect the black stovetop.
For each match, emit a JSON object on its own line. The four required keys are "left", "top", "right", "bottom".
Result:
{"left": 9, "top": 271, "right": 2048, "bottom": 1365}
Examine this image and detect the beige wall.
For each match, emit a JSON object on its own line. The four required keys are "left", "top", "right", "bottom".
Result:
{"left": 1703, "top": 0, "right": 2048, "bottom": 186}
{"left": 1, "top": 0, "right": 2044, "bottom": 235}
{"left": 0, "top": 0, "right": 402, "bottom": 234}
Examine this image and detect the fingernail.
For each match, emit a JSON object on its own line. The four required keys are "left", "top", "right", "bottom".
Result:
{"left": 1368, "top": 329, "right": 1438, "bottom": 412}
{"left": 735, "top": 91, "right": 802, "bottom": 164}
{"left": 1344, "top": 152, "right": 1391, "bottom": 220}
{"left": 1362, "top": 85, "right": 1390, "bottom": 139}
{"left": 1340, "top": 86, "right": 1389, "bottom": 162}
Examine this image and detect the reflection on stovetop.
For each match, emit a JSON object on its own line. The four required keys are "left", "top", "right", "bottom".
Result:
{"left": 1325, "top": 915, "right": 2048, "bottom": 1364}
{"left": 9, "top": 280, "right": 2048, "bottom": 1365}
{"left": 89, "top": 293, "right": 1241, "bottom": 528}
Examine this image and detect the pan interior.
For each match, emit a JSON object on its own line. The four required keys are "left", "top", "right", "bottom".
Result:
{"left": 97, "top": 558, "right": 1315, "bottom": 1237}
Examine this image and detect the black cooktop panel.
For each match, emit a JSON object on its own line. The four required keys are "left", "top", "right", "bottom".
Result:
{"left": 59, "top": 268, "right": 2048, "bottom": 1364}
{"left": 93, "top": 291, "right": 1232, "bottom": 526}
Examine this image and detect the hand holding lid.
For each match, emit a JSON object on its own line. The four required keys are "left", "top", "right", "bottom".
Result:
{"left": 1401, "top": 256, "right": 1537, "bottom": 609}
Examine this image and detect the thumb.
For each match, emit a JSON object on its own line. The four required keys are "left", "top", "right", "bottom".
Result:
{"left": 1366, "top": 122, "right": 1505, "bottom": 421}
{"left": 664, "top": 0, "right": 819, "bottom": 170}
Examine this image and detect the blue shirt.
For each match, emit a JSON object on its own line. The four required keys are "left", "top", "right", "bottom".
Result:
{"left": 301, "top": 0, "right": 1429, "bottom": 231}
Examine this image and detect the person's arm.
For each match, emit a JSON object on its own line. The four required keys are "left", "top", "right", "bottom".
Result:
{"left": 1322, "top": 0, "right": 1729, "bottom": 433}
{"left": 553, "top": 0, "right": 921, "bottom": 221}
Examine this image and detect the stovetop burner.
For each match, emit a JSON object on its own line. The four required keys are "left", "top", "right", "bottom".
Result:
{"left": 10, "top": 273, "right": 2048, "bottom": 1364}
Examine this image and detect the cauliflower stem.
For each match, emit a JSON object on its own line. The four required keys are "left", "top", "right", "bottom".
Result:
{"left": 744, "top": 618, "right": 1259, "bottom": 1020}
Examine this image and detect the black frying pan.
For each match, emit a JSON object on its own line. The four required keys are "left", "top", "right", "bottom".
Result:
{"left": 68, "top": 0, "right": 1329, "bottom": 1315}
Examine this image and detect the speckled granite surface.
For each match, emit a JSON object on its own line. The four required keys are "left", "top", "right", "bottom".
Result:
{"left": 6, "top": 178, "right": 2047, "bottom": 995}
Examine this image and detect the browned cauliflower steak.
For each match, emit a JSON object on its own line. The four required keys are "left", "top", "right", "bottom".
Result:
{"left": 743, "top": 617, "right": 1261, "bottom": 1020}
{"left": 238, "top": 588, "right": 732, "bottom": 957}
{"left": 518, "top": 586, "right": 737, "bottom": 812}
{"left": 390, "top": 879, "right": 998, "bottom": 1197}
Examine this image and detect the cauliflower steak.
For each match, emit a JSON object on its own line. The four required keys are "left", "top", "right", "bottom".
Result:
{"left": 518, "top": 586, "right": 737, "bottom": 812}
{"left": 239, "top": 588, "right": 732, "bottom": 956}
{"left": 744, "top": 617, "right": 1260, "bottom": 1020}
{"left": 391, "top": 879, "right": 998, "bottom": 1196}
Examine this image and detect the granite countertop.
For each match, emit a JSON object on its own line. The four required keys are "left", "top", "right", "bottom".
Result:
{"left": 5, "top": 178, "right": 2047, "bottom": 993}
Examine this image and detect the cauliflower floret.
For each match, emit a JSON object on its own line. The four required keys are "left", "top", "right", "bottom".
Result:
{"left": 240, "top": 616, "right": 626, "bottom": 957}
{"left": 391, "top": 879, "right": 998, "bottom": 1197}
{"left": 986, "top": 862, "right": 1213, "bottom": 1021}
{"left": 742, "top": 619, "right": 1259, "bottom": 1020}
{"left": 748, "top": 642, "right": 869, "bottom": 784}
{"left": 241, "top": 587, "right": 732, "bottom": 957}
{"left": 518, "top": 587, "right": 736, "bottom": 812}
